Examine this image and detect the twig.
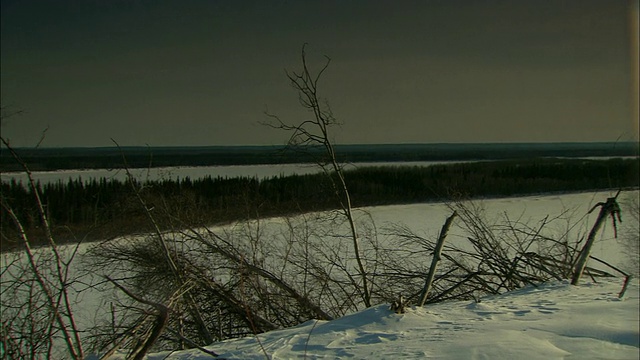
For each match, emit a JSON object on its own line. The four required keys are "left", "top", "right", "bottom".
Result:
{"left": 588, "top": 255, "right": 629, "bottom": 277}
{"left": 618, "top": 276, "right": 632, "bottom": 299}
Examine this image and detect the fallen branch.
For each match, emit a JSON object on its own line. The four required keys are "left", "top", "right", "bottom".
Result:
{"left": 105, "top": 276, "right": 174, "bottom": 360}
{"left": 419, "top": 211, "right": 457, "bottom": 306}
{"left": 571, "top": 191, "right": 622, "bottom": 285}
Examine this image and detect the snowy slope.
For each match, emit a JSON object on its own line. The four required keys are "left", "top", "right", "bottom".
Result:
{"left": 135, "top": 278, "right": 639, "bottom": 360}
{"left": 5, "top": 190, "right": 633, "bottom": 359}
{"left": 90, "top": 190, "right": 637, "bottom": 359}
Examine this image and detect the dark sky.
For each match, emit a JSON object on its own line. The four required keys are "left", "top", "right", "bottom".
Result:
{"left": 1, "top": 0, "right": 638, "bottom": 147}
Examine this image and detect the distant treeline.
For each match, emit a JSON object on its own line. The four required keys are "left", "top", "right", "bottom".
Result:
{"left": 1, "top": 142, "right": 638, "bottom": 171}
{"left": 1, "top": 157, "right": 638, "bottom": 250}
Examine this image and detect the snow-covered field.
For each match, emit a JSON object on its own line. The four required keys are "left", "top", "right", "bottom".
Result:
{"left": 3, "top": 190, "right": 639, "bottom": 359}
{"left": 139, "top": 277, "right": 638, "bottom": 360}
{"left": 99, "top": 190, "right": 636, "bottom": 359}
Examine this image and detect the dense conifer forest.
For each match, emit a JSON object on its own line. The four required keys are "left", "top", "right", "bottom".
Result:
{"left": 1, "top": 157, "right": 638, "bottom": 250}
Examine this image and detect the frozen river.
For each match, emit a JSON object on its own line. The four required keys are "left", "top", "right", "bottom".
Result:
{"left": 0, "top": 161, "right": 473, "bottom": 184}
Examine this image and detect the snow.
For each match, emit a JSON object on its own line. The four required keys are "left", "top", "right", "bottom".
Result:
{"left": 98, "top": 190, "right": 639, "bottom": 360}
{"left": 3, "top": 190, "right": 637, "bottom": 359}
{"left": 129, "top": 278, "right": 638, "bottom": 360}
{"left": 3, "top": 158, "right": 635, "bottom": 186}
{"left": 0, "top": 161, "right": 464, "bottom": 185}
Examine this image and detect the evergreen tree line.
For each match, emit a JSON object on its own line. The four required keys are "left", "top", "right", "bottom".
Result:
{"left": 2, "top": 142, "right": 637, "bottom": 172}
{"left": 1, "top": 158, "right": 638, "bottom": 250}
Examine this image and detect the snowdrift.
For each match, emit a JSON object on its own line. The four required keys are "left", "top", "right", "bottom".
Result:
{"left": 131, "top": 278, "right": 639, "bottom": 360}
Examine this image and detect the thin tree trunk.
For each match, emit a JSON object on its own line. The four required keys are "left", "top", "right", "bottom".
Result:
{"left": 1, "top": 137, "right": 84, "bottom": 359}
{"left": 419, "top": 211, "right": 457, "bottom": 306}
{"left": 571, "top": 192, "right": 622, "bottom": 285}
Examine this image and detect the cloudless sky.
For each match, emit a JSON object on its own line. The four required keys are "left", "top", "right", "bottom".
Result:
{"left": 1, "top": 0, "right": 638, "bottom": 147}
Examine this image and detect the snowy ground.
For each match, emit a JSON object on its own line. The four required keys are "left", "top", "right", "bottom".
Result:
{"left": 98, "top": 190, "right": 638, "bottom": 360}
{"left": 3, "top": 190, "right": 638, "bottom": 359}
{"left": 136, "top": 277, "right": 638, "bottom": 360}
